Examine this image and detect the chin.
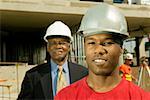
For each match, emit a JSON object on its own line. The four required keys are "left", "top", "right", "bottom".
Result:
{"left": 94, "top": 71, "right": 110, "bottom": 76}
{"left": 94, "top": 68, "right": 113, "bottom": 76}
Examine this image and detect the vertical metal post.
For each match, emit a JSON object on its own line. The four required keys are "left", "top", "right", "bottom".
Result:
{"left": 2, "top": 86, "right": 4, "bottom": 100}
{"left": 138, "top": 67, "right": 143, "bottom": 86}
{"left": 82, "top": 36, "right": 86, "bottom": 66}
{"left": 16, "top": 63, "right": 19, "bottom": 94}
{"left": 8, "top": 86, "right": 11, "bottom": 100}
{"left": 135, "top": 37, "right": 140, "bottom": 66}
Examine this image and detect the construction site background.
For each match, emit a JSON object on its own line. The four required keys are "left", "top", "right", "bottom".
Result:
{"left": 0, "top": 0, "right": 150, "bottom": 100}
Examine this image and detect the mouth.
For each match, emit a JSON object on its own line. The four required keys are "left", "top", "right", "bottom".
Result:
{"left": 93, "top": 58, "right": 107, "bottom": 66}
{"left": 55, "top": 50, "right": 63, "bottom": 54}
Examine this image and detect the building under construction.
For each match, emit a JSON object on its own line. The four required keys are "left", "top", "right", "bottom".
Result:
{"left": 0, "top": 0, "right": 150, "bottom": 99}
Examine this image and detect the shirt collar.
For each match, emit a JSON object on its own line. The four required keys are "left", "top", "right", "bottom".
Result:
{"left": 50, "top": 59, "right": 68, "bottom": 73}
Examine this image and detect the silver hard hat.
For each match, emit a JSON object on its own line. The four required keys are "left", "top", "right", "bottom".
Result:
{"left": 78, "top": 3, "right": 129, "bottom": 40}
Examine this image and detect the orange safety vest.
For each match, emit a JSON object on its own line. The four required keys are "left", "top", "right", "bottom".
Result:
{"left": 119, "top": 64, "right": 132, "bottom": 81}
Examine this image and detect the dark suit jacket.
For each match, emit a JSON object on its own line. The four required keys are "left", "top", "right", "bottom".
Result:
{"left": 17, "top": 62, "right": 88, "bottom": 100}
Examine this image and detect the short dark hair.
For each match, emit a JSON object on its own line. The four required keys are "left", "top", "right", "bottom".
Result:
{"left": 111, "top": 34, "right": 124, "bottom": 46}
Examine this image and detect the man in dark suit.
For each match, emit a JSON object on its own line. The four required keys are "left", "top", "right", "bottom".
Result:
{"left": 17, "top": 21, "right": 88, "bottom": 100}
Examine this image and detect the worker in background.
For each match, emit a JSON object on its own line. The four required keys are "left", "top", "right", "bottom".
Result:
{"left": 138, "top": 56, "right": 150, "bottom": 91}
{"left": 17, "top": 21, "right": 88, "bottom": 99}
{"left": 119, "top": 53, "right": 137, "bottom": 82}
{"left": 140, "top": 56, "right": 150, "bottom": 77}
{"left": 55, "top": 3, "right": 150, "bottom": 100}
{"left": 140, "top": 56, "right": 149, "bottom": 67}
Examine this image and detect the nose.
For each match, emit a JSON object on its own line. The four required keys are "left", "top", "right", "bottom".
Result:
{"left": 94, "top": 45, "right": 107, "bottom": 55}
{"left": 53, "top": 43, "right": 64, "bottom": 49}
{"left": 55, "top": 44, "right": 63, "bottom": 48}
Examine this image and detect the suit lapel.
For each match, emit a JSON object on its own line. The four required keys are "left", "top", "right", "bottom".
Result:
{"left": 40, "top": 63, "right": 53, "bottom": 99}
{"left": 69, "top": 62, "right": 79, "bottom": 83}
{"left": 69, "top": 62, "right": 88, "bottom": 84}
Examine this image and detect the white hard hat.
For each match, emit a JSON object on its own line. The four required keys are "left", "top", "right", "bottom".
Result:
{"left": 44, "top": 21, "right": 72, "bottom": 42}
{"left": 78, "top": 3, "right": 129, "bottom": 40}
{"left": 125, "top": 53, "right": 133, "bottom": 60}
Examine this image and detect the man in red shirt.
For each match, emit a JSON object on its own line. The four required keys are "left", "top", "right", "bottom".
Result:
{"left": 55, "top": 3, "right": 150, "bottom": 100}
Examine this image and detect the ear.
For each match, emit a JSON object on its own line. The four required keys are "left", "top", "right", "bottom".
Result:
{"left": 68, "top": 42, "right": 71, "bottom": 49}
{"left": 120, "top": 48, "right": 124, "bottom": 56}
{"left": 47, "top": 43, "right": 49, "bottom": 51}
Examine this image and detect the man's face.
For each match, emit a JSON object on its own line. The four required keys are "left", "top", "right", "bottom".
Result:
{"left": 125, "top": 59, "right": 133, "bottom": 66}
{"left": 84, "top": 33, "right": 122, "bottom": 76}
{"left": 47, "top": 37, "right": 70, "bottom": 63}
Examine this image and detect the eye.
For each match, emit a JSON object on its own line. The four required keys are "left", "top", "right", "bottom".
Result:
{"left": 59, "top": 41, "right": 70, "bottom": 46}
{"left": 59, "top": 42, "right": 66, "bottom": 45}
{"left": 87, "top": 41, "right": 96, "bottom": 45}
{"left": 101, "top": 41, "right": 115, "bottom": 46}
{"left": 48, "top": 42, "right": 55, "bottom": 46}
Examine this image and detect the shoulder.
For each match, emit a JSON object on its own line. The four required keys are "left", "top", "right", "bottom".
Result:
{"left": 27, "top": 63, "right": 48, "bottom": 72}
{"left": 69, "top": 62, "right": 85, "bottom": 67}
{"left": 25, "top": 63, "right": 49, "bottom": 75}
{"left": 68, "top": 62, "right": 87, "bottom": 71}
{"left": 127, "top": 80, "right": 150, "bottom": 99}
{"left": 22, "top": 63, "right": 50, "bottom": 83}
{"left": 119, "top": 64, "right": 128, "bottom": 68}
{"left": 68, "top": 62, "right": 88, "bottom": 76}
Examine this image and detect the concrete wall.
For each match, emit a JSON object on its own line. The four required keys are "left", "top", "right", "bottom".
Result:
{"left": 0, "top": 64, "right": 36, "bottom": 100}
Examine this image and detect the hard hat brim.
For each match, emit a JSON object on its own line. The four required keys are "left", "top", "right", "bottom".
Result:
{"left": 44, "top": 35, "right": 73, "bottom": 42}
{"left": 78, "top": 28, "right": 129, "bottom": 40}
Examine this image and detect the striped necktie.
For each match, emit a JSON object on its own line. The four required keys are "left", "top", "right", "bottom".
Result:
{"left": 56, "top": 66, "right": 67, "bottom": 93}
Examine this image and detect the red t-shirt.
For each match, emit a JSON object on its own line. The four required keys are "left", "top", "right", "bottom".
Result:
{"left": 55, "top": 77, "right": 150, "bottom": 100}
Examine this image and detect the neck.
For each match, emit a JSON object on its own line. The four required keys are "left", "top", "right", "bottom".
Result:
{"left": 51, "top": 57, "right": 67, "bottom": 66}
{"left": 87, "top": 68, "right": 121, "bottom": 92}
